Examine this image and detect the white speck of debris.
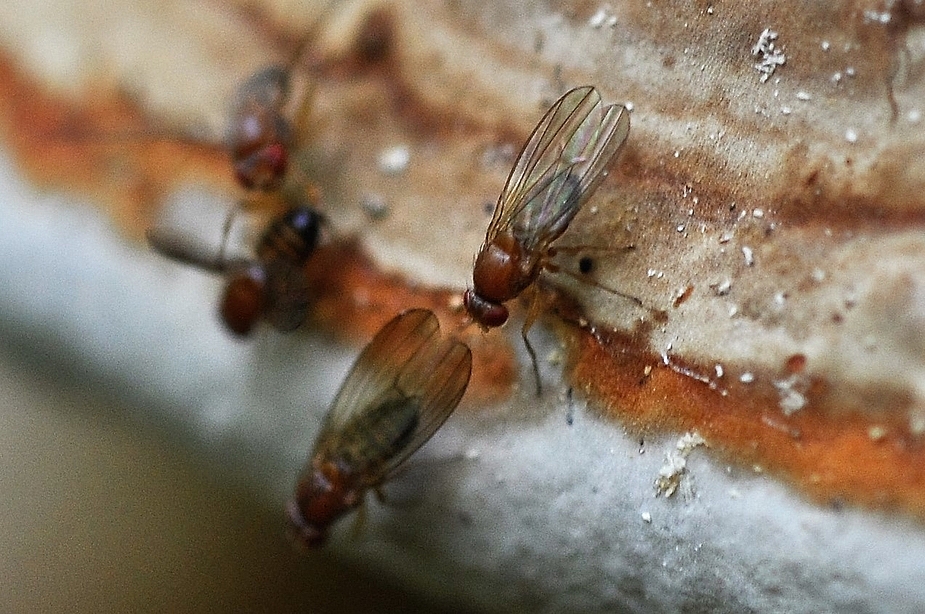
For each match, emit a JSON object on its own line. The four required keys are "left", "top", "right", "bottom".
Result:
{"left": 674, "top": 150, "right": 680, "bottom": 158}
{"left": 707, "top": 6, "right": 714, "bottom": 14}
{"left": 832, "top": 71, "right": 843, "bottom": 83}
{"left": 811, "top": 268, "right": 826, "bottom": 283}
{"left": 752, "top": 208, "right": 765, "bottom": 218}
{"left": 821, "top": 40, "right": 831, "bottom": 51}
{"left": 625, "top": 101, "right": 634, "bottom": 112}
{"left": 711, "top": 279, "right": 732, "bottom": 296}
{"left": 641, "top": 511, "right": 652, "bottom": 523}
{"left": 845, "top": 66, "right": 856, "bottom": 77}
{"left": 781, "top": 106, "right": 792, "bottom": 115}
{"left": 796, "top": 91, "right": 812, "bottom": 101}
{"left": 909, "top": 109, "right": 922, "bottom": 124}
{"left": 742, "top": 246, "right": 754, "bottom": 266}
{"left": 773, "top": 291, "right": 787, "bottom": 306}
{"left": 447, "top": 294, "right": 464, "bottom": 310}
{"left": 589, "top": 5, "right": 618, "bottom": 28}
{"left": 909, "top": 410, "right": 925, "bottom": 436}
{"left": 845, "top": 128, "right": 858, "bottom": 144}
{"left": 719, "top": 230, "right": 733, "bottom": 244}
{"left": 677, "top": 224, "right": 686, "bottom": 233}
{"left": 728, "top": 304, "right": 739, "bottom": 317}
{"left": 740, "top": 372, "right": 755, "bottom": 383}
{"left": 378, "top": 145, "right": 410, "bottom": 174}
{"left": 654, "top": 432, "right": 706, "bottom": 497}
{"left": 677, "top": 432, "right": 706, "bottom": 453}
{"left": 863, "top": 9, "right": 892, "bottom": 24}
{"left": 774, "top": 375, "right": 808, "bottom": 415}
{"left": 589, "top": 205, "right": 599, "bottom": 214}
{"left": 715, "top": 364, "right": 724, "bottom": 378}
{"left": 868, "top": 425, "right": 887, "bottom": 441}
{"left": 752, "top": 28, "right": 786, "bottom": 83}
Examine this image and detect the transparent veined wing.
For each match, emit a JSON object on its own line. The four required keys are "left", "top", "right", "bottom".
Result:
{"left": 261, "top": 258, "right": 311, "bottom": 332}
{"left": 375, "top": 333, "right": 471, "bottom": 480}
{"left": 485, "top": 86, "right": 630, "bottom": 254}
{"left": 311, "top": 309, "right": 472, "bottom": 484}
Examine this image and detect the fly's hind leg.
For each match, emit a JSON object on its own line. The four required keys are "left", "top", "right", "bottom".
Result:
{"left": 349, "top": 499, "right": 368, "bottom": 540}
{"left": 216, "top": 200, "right": 247, "bottom": 268}
{"left": 521, "top": 286, "right": 544, "bottom": 396}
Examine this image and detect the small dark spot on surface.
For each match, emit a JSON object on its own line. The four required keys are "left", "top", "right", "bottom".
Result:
{"left": 355, "top": 9, "right": 393, "bottom": 64}
{"left": 803, "top": 169, "right": 820, "bottom": 187}
{"left": 829, "top": 496, "right": 846, "bottom": 512}
{"left": 565, "top": 386, "right": 575, "bottom": 425}
{"left": 832, "top": 312, "right": 844, "bottom": 323}
{"left": 785, "top": 353, "right": 807, "bottom": 374}
{"left": 578, "top": 256, "right": 594, "bottom": 274}
{"left": 672, "top": 284, "right": 694, "bottom": 308}
{"left": 483, "top": 201, "right": 495, "bottom": 215}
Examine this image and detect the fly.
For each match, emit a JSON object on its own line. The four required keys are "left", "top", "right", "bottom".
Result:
{"left": 147, "top": 200, "right": 324, "bottom": 335}
{"left": 287, "top": 308, "right": 472, "bottom": 547}
{"left": 464, "top": 86, "right": 635, "bottom": 391}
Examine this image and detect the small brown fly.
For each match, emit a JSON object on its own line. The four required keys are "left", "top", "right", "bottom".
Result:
{"left": 287, "top": 308, "right": 472, "bottom": 547}
{"left": 227, "top": 1, "right": 338, "bottom": 191}
{"left": 227, "top": 65, "right": 308, "bottom": 192}
{"left": 147, "top": 200, "right": 323, "bottom": 335}
{"left": 464, "top": 86, "right": 638, "bottom": 391}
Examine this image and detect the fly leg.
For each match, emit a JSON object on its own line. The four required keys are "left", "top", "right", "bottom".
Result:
{"left": 521, "top": 285, "right": 544, "bottom": 396}
{"left": 349, "top": 499, "right": 368, "bottom": 540}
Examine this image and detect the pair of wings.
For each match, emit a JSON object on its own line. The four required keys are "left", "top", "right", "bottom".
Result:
{"left": 485, "top": 86, "right": 631, "bottom": 256}
{"left": 310, "top": 309, "right": 472, "bottom": 486}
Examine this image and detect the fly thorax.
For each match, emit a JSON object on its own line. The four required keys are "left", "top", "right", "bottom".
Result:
{"left": 472, "top": 232, "right": 528, "bottom": 303}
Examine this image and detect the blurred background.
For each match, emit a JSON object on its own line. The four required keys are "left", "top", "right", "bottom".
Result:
{"left": 0, "top": 336, "right": 453, "bottom": 613}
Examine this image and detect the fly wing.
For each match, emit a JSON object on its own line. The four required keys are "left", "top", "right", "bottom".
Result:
{"left": 375, "top": 335, "right": 472, "bottom": 480}
{"left": 309, "top": 309, "right": 471, "bottom": 485}
{"left": 261, "top": 259, "right": 311, "bottom": 332}
{"left": 316, "top": 309, "right": 440, "bottom": 435}
{"left": 485, "top": 87, "right": 630, "bottom": 255}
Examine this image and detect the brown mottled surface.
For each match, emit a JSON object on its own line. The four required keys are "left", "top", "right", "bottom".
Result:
{"left": 3, "top": 0, "right": 925, "bottom": 521}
